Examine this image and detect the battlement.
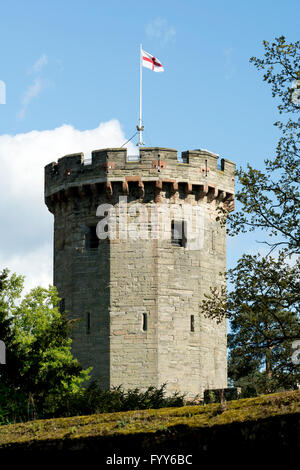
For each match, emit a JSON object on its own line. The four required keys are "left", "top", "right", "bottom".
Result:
{"left": 45, "top": 147, "right": 235, "bottom": 211}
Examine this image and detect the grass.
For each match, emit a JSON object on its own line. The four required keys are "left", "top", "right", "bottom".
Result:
{"left": 0, "top": 389, "right": 299, "bottom": 448}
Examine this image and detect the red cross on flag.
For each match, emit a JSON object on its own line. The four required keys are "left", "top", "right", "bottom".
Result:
{"left": 142, "top": 49, "right": 164, "bottom": 72}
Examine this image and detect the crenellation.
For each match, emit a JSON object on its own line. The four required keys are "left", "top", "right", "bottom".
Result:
{"left": 140, "top": 147, "right": 178, "bottom": 164}
{"left": 45, "top": 148, "right": 236, "bottom": 180}
{"left": 182, "top": 149, "right": 219, "bottom": 171}
{"left": 45, "top": 147, "right": 235, "bottom": 209}
{"left": 58, "top": 152, "right": 84, "bottom": 168}
{"left": 91, "top": 148, "right": 127, "bottom": 168}
{"left": 220, "top": 157, "right": 235, "bottom": 174}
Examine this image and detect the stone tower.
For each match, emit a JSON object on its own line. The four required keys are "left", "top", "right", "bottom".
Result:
{"left": 45, "top": 147, "right": 235, "bottom": 398}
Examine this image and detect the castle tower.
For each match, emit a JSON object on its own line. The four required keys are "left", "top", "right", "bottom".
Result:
{"left": 45, "top": 147, "right": 235, "bottom": 398}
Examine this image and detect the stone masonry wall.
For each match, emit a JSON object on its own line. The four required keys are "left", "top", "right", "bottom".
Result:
{"left": 45, "top": 147, "right": 235, "bottom": 397}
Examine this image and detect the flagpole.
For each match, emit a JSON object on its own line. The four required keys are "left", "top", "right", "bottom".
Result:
{"left": 137, "top": 43, "right": 144, "bottom": 146}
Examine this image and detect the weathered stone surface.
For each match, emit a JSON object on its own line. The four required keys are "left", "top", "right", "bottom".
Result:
{"left": 44, "top": 147, "right": 235, "bottom": 398}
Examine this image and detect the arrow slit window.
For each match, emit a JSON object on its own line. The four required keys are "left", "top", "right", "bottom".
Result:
{"left": 85, "top": 225, "right": 99, "bottom": 249}
{"left": 190, "top": 315, "right": 195, "bottom": 332}
{"left": 86, "top": 312, "right": 91, "bottom": 334}
{"left": 142, "top": 313, "right": 148, "bottom": 331}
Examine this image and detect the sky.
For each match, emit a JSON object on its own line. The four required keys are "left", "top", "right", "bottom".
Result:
{"left": 0, "top": 0, "right": 299, "bottom": 292}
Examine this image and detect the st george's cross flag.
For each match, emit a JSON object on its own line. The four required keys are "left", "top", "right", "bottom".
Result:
{"left": 142, "top": 49, "right": 164, "bottom": 72}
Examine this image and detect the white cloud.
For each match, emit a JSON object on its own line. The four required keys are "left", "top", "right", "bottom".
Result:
{"left": 18, "top": 54, "right": 49, "bottom": 119}
{"left": 17, "top": 77, "right": 45, "bottom": 119}
{"left": 146, "top": 17, "right": 176, "bottom": 45}
{"left": 29, "top": 54, "right": 48, "bottom": 74}
{"left": 0, "top": 120, "right": 136, "bottom": 294}
{"left": 0, "top": 244, "right": 53, "bottom": 294}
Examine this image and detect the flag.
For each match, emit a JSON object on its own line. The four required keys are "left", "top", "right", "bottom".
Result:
{"left": 142, "top": 49, "right": 164, "bottom": 72}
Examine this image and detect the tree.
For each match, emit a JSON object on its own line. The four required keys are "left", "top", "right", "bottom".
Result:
{"left": 0, "top": 269, "right": 90, "bottom": 423}
{"left": 200, "top": 254, "right": 300, "bottom": 395}
{"left": 224, "top": 36, "right": 300, "bottom": 255}
{"left": 204, "top": 37, "right": 300, "bottom": 395}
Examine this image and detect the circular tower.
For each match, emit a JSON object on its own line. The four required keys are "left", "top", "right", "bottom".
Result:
{"left": 44, "top": 147, "right": 235, "bottom": 397}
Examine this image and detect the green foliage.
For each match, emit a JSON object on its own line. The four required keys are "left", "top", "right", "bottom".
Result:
{"left": 0, "top": 269, "right": 90, "bottom": 424}
{"left": 0, "top": 269, "right": 186, "bottom": 424}
{"left": 225, "top": 36, "right": 300, "bottom": 254}
{"left": 50, "top": 382, "right": 186, "bottom": 418}
{"left": 200, "top": 253, "right": 300, "bottom": 395}
{"left": 250, "top": 36, "right": 300, "bottom": 114}
{"left": 204, "top": 36, "right": 300, "bottom": 396}
{"left": 0, "top": 269, "right": 186, "bottom": 422}
{"left": 1, "top": 390, "right": 299, "bottom": 450}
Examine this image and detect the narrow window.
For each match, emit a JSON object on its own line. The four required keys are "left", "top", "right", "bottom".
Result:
{"left": 142, "top": 313, "right": 148, "bottom": 332}
{"left": 85, "top": 225, "right": 99, "bottom": 249}
{"left": 59, "top": 298, "right": 65, "bottom": 314}
{"left": 171, "top": 220, "right": 187, "bottom": 247}
{"left": 190, "top": 315, "right": 195, "bottom": 332}
{"left": 86, "top": 312, "right": 91, "bottom": 334}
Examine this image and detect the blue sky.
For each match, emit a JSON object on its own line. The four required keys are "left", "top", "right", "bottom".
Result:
{"left": 0, "top": 0, "right": 299, "bottom": 289}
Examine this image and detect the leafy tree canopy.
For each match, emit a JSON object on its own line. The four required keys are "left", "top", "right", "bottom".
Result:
{"left": 0, "top": 269, "right": 90, "bottom": 423}
{"left": 200, "top": 254, "right": 300, "bottom": 394}
{"left": 204, "top": 37, "right": 300, "bottom": 395}
{"left": 225, "top": 36, "right": 300, "bottom": 254}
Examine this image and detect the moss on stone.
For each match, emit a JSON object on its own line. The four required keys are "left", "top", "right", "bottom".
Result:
{"left": 0, "top": 390, "right": 299, "bottom": 449}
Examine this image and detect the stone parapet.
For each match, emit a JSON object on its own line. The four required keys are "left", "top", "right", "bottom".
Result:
{"left": 45, "top": 147, "right": 235, "bottom": 213}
